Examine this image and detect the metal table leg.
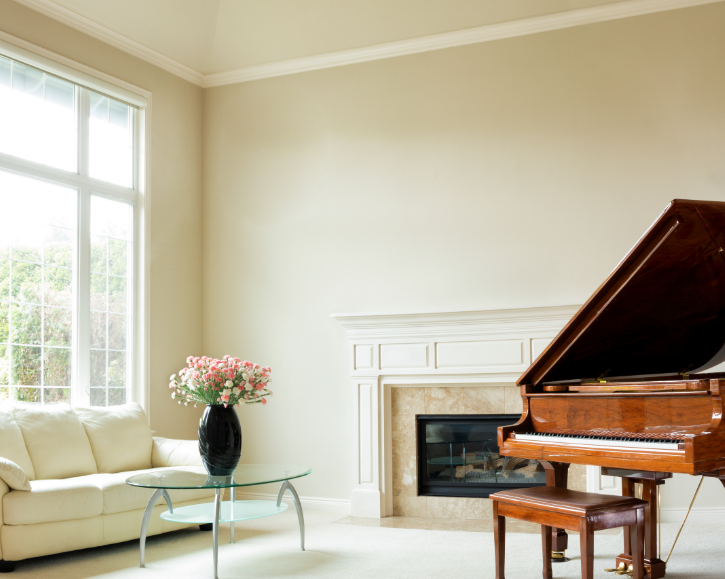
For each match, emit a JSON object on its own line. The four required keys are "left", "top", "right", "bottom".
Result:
{"left": 230, "top": 486, "right": 236, "bottom": 543}
{"left": 277, "top": 480, "right": 305, "bottom": 551}
{"left": 139, "top": 488, "right": 173, "bottom": 568}
{"left": 213, "top": 488, "right": 221, "bottom": 579}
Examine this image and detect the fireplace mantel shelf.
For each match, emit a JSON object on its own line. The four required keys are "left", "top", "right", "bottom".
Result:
{"left": 331, "top": 305, "right": 579, "bottom": 338}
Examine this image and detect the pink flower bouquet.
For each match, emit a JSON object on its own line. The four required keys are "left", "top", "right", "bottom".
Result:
{"left": 169, "top": 355, "right": 272, "bottom": 408}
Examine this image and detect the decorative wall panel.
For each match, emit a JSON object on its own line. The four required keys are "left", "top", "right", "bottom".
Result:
{"left": 436, "top": 340, "right": 523, "bottom": 368}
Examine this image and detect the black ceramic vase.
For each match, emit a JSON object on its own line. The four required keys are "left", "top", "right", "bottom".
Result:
{"left": 198, "top": 404, "right": 242, "bottom": 476}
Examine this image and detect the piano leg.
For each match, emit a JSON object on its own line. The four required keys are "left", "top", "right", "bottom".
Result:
{"left": 621, "top": 479, "right": 635, "bottom": 561}
{"left": 702, "top": 468, "right": 725, "bottom": 488}
{"left": 714, "top": 471, "right": 725, "bottom": 489}
{"left": 615, "top": 478, "right": 667, "bottom": 579}
{"left": 540, "top": 461, "right": 570, "bottom": 557}
{"left": 642, "top": 480, "right": 661, "bottom": 566}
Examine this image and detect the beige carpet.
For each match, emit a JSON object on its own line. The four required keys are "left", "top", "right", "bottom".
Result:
{"left": 11, "top": 509, "right": 723, "bottom": 578}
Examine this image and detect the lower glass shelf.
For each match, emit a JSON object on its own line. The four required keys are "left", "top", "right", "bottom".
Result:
{"left": 160, "top": 500, "right": 288, "bottom": 525}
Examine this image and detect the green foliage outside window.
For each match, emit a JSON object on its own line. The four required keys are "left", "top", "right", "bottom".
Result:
{"left": 0, "top": 236, "right": 74, "bottom": 403}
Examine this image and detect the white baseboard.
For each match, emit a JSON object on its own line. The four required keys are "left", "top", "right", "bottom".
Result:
{"left": 232, "top": 491, "right": 351, "bottom": 515}
{"left": 660, "top": 506, "right": 725, "bottom": 524}
{"left": 231, "top": 492, "right": 722, "bottom": 523}
{"left": 229, "top": 492, "right": 724, "bottom": 526}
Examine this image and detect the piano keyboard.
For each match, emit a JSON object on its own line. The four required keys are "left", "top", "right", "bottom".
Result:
{"left": 514, "top": 432, "right": 682, "bottom": 450}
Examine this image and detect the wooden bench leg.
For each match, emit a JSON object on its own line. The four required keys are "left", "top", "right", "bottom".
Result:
{"left": 630, "top": 508, "right": 645, "bottom": 579}
{"left": 493, "top": 500, "right": 505, "bottom": 579}
{"left": 541, "top": 525, "right": 552, "bottom": 579}
{"left": 579, "top": 519, "right": 594, "bottom": 579}
{"left": 622, "top": 479, "right": 634, "bottom": 560}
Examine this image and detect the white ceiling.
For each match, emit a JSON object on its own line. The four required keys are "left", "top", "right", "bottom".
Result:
{"left": 42, "top": 0, "right": 629, "bottom": 74}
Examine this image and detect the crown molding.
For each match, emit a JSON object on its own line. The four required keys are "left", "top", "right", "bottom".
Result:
{"left": 12, "top": 0, "right": 724, "bottom": 89}
{"left": 12, "top": 0, "right": 204, "bottom": 86}
{"left": 202, "top": 0, "right": 723, "bottom": 87}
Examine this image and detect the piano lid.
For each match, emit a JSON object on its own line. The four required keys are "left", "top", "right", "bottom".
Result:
{"left": 519, "top": 199, "right": 725, "bottom": 387}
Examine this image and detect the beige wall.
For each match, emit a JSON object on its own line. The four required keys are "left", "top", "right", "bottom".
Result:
{"left": 4, "top": 0, "right": 722, "bottom": 513}
{"left": 0, "top": 0, "right": 205, "bottom": 438}
{"left": 203, "top": 2, "right": 725, "bottom": 508}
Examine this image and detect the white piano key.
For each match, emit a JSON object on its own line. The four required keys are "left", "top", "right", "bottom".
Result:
{"left": 514, "top": 432, "right": 680, "bottom": 450}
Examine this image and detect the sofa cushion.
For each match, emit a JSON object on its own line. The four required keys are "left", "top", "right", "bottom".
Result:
{"left": 0, "top": 458, "right": 31, "bottom": 491}
{"left": 1, "top": 517, "right": 103, "bottom": 560}
{"left": 0, "top": 406, "right": 36, "bottom": 481}
{"left": 12, "top": 404, "right": 98, "bottom": 480}
{"left": 74, "top": 403, "right": 153, "bottom": 474}
{"left": 96, "top": 469, "right": 215, "bottom": 514}
{"left": 152, "top": 436, "right": 203, "bottom": 468}
{"left": 2, "top": 476, "right": 103, "bottom": 525}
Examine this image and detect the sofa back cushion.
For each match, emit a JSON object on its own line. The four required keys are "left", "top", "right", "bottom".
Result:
{"left": 74, "top": 403, "right": 153, "bottom": 473}
{"left": 12, "top": 404, "right": 98, "bottom": 480}
{"left": 0, "top": 407, "right": 36, "bottom": 480}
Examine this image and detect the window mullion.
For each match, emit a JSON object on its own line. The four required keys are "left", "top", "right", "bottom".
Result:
{"left": 40, "top": 207, "right": 45, "bottom": 404}
{"left": 73, "top": 187, "right": 91, "bottom": 407}
{"left": 79, "top": 88, "right": 90, "bottom": 178}
{"left": 72, "top": 88, "right": 92, "bottom": 407}
{"left": 0, "top": 153, "right": 136, "bottom": 201}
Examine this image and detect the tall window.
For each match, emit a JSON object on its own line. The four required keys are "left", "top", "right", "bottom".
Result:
{"left": 0, "top": 54, "right": 138, "bottom": 407}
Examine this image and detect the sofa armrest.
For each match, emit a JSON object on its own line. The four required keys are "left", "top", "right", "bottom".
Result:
{"left": 0, "top": 479, "right": 8, "bottom": 514}
{"left": 151, "top": 437, "right": 203, "bottom": 468}
{"left": 0, "top": 479, "right": 8, "bottom": 559}
{"left": 0, "top": 459, "right": 30, "bottom": 492}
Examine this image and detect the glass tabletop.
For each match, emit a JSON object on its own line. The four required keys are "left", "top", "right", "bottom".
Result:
{"left": 126, "top": 464, "right": 312, "bottom": 489}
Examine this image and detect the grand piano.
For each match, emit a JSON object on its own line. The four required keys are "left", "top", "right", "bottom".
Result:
{"left": 498, "top": 199, "right": 725, "bottom": 577}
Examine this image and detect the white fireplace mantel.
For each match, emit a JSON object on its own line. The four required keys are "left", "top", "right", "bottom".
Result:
{"left": 333, "top": 306, "right": 578, "bottom": 382}
{"left": 332, "top": 304, "right": 619, "bottom": 518}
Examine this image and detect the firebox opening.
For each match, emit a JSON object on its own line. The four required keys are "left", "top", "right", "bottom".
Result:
{"left": 417, "top": 414, "right": 546, "bottom": 498}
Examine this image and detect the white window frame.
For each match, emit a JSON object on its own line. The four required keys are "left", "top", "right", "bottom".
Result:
{"left": 0, "top": 32, "right": 151, "bottom": 413}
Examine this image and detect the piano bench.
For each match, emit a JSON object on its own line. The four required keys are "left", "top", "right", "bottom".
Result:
{"left": 490, "top": 487, "right": 647, "bottom": 579}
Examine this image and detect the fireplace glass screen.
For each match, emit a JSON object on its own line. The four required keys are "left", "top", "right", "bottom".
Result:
{"left": 417, "top": 414, "right": 546, "bottom": 498}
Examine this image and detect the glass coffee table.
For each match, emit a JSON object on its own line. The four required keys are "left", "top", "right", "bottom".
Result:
{"left": 126, "top": 464, "right": 312, "bottom": 579}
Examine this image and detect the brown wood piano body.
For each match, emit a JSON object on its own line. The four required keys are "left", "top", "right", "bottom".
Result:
{"left": 498, "top": 200, "right": 725, "bottom": 577}
{"left": 500, "top": 380, "right": 725, "bottom": 475}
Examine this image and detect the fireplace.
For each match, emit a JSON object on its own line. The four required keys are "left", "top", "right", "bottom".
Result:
{"left": 332, "top": 306, "right": 599, "bottom": 517}
{"left": 417, "top": 414, "right": 546, "bottom": 498}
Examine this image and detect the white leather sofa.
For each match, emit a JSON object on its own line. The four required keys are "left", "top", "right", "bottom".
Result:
{"left": 0, "top": 402, "right": 214, "bottom": 571}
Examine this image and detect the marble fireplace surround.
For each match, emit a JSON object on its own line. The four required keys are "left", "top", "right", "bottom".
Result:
{"left": 332, "top": 305, "right": 621, "bottom": 519}
{"left": 388, "top": 385, "right": 581, "bottom": 522}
